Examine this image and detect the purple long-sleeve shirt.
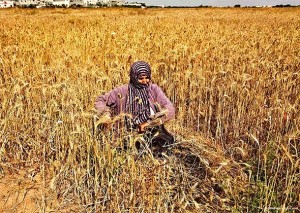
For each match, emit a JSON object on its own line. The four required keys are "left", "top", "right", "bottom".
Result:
{"left": 95, "top": 83, "right": 175, "bottom": 123}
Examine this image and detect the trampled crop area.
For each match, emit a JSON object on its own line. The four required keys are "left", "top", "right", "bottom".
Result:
{"left": 0, "top": 8, "right": 299, "bottom": 212}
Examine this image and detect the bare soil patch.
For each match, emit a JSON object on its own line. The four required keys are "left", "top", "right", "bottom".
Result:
{"left": 0, "top": 166, "right": 57, "bottom": 213}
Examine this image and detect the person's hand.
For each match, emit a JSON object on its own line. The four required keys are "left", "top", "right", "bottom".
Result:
{"left": 139, "top": 122, "right": 150, "bottom": 133}
{"left": 96, "top": 112, "right": 112, "bottom": 130}
{"left": 143, "top": 109, "right": 166, "bottom": 129}
{"left": 148, "top": 118, "right": 163, "bottom": 127}
{"left": 148, "top": 109, "right": 168, "bottom": 121}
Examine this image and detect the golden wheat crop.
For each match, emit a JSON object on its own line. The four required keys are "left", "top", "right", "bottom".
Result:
{"left": 0, "top": 7, "right": 299, "bottom": 212}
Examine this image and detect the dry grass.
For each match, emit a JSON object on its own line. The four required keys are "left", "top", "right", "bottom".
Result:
{"left": 0, "top": 7, "right": 299, "bottom": 212}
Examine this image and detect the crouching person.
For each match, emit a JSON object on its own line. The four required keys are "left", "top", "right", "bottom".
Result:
{"left": 94, "top": 61, "right": 175, "bottom": 155}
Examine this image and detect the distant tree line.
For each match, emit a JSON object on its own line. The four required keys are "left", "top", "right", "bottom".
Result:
{"left": 235, "top": 4, "right": 299, "bottom": 8}
{"left": 273, "top": 4, "right": 298, "bottom": 7}
{"left": 147, "top": 5, "right": 212, "bottom": 8}
{"left": 150, "top": 5, "right": 299, "bottom": 8}
{"left": 15, "top": 3, "right": 300, "bottom": 9}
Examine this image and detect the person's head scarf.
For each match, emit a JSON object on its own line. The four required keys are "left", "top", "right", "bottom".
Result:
{"left": 126, "top": 61, "right": 151, "bottom": 127}
{"left": 129, "top": 61, "right": 151, "bottom": 89}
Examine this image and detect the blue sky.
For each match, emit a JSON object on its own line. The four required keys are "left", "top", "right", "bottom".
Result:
{"left": 140, "top": 0, "right": 300, "bottom": 6}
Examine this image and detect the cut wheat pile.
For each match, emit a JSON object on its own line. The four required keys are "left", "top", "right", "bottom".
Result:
{"left": 0, "top": 7, "right": 299, "bottom": 212}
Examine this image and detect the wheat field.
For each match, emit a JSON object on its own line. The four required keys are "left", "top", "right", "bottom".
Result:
{"left": 0, "top": 7, "right": 299, "bottom": 212}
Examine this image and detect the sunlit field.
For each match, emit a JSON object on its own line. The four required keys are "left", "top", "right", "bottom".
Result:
{"left": 0, "top": 7, "right": 299, "bottom": 212}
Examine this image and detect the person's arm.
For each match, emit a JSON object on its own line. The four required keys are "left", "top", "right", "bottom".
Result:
{"left": 139, "top": 85, "right": 174, "bottom": 132}
{"left": 138, "top": 84, "right": 175, "bottom": 132}
{"left": 95, "top": 87, "right": 120, "bottom": 116}
{"left": 152, "top": 84, "right": 175, "bottom": 123}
